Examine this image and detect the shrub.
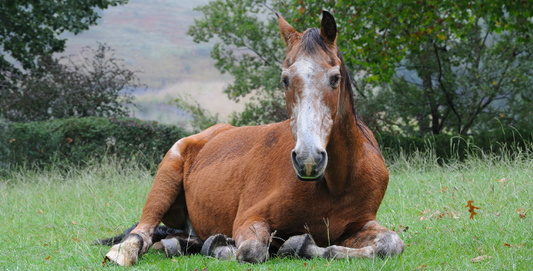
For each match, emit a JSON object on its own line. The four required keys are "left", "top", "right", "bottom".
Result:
{"left": 0, "top": 44, "right": 142, "bottom": 122}
{"left": 376, "top": 127, "right": 533, "bottom": 162}
{"left": 0, "top": 117, "right": 189, "bottom": 171}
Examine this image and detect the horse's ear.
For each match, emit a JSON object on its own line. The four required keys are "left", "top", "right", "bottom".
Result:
{"left": 320, "top": 10, "right": 337, "bottom": 46}
{"left": 277, "top": 13, "right": 300, "bottom": 51}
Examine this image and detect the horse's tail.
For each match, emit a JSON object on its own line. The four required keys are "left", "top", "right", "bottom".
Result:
{"left": 94, "top": 223, "right": 189, "bottom": 246}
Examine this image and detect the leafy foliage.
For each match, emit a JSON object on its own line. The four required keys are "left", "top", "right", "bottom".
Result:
{"left": 0, "top": 44, "right": 142, "bottom": 122}
{"left": 173, "top": 94, "right": 220, "bottom": 132}
{"left": 0, "top": 117, "right": 189, "bottom": 170}
{"left": 188, "top": 0, "right": 533, "bottom": 137}
{"left": 188, "top": 0, "right": 288, "bottom": 125}
{"left": 0, "top": 0, "right": 128, "bottom": 71}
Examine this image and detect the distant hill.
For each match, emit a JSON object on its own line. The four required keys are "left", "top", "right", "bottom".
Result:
{"left": 60, "top": 0, "right": 244, "bottom": 124}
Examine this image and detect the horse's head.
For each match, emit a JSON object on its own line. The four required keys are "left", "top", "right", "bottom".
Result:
{"left": 278, "top": 11, "right": 343, "bottom": 181}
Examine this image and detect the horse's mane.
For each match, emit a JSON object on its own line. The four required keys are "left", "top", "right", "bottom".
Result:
{"left": 298, "top": 28, "right": 376, "bottom": 148}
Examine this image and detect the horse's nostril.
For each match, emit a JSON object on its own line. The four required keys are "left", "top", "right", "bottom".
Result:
{"left": 291, "top": 150, "right": 302, "bottom": 169}
{"left": 316, "top": 151, "right": 327, "bottom": 170}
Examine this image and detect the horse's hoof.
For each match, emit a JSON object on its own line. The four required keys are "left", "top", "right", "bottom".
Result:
{"left": 278, "top": 234, "right": 317, "bottom": 259}
{"left": 201, "top": 234, "right": 236, "bottom": 260}
{"left": 236, "top": 239, "right": 269, "bottom": 263}
{"left": 161, "top": 238, "right": 180, "bottom": 257}
{"left": 103, "top": 234, "right": 143, "bottom": 266}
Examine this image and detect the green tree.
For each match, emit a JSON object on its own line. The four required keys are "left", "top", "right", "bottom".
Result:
{"left": 0, "top": 0, "right": 128, "bottom": 72}
{"left": 188, "top": 0, "right": 533, "bottom": 136}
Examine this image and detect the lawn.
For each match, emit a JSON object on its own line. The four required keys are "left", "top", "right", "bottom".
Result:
{"left": 0, "top": 154, "right": 531, "bottom": 270}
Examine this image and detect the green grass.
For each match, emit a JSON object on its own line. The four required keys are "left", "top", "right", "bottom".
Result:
{"left": 0, "top": 154, "right": 532, "bottom": 270}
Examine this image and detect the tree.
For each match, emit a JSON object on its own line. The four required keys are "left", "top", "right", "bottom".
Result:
{"left": 0, "top": 44, "right": 141, "bottom": 122}
{"left": 189, "top": 0, "right": 533, "bottom": 136}
{"left": 0, "top": 0, "right": 128, "bottom": 72}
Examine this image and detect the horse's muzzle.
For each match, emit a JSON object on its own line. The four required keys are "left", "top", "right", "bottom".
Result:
{"left": 291, "top": 149, "right": 327, "bottom": 181}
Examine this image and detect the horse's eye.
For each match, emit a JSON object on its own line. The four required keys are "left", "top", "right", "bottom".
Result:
{"left": 330, "top": 75, "right": 340, "bottom": 87}
{"left": 282, "top": 77, "right": 289, "bottom": 89}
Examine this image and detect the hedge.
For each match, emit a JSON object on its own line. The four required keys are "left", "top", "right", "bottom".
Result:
{"left": 0, "top": 117, "right": 189, "bottom": 170}
{"left": 1, "top": 117, "right": 531, "bottom": 171}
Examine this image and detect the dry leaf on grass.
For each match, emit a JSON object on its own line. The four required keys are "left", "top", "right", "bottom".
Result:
{"left": 504, "top": 243, "right": 512, "bottom": 247}
{"left": 392, "top": 225, "right": 409, "bottom": 233}
{"left": 441, "top": 187, "right": 448, "bottom": 192}
{"left": 471, "top": 255, "right": 490, "bottom": 263}
{"left": 45, "top": 256, "right": 51, "bottom": 260}
{"left": 415, "top": 264, "right": 427, "bottom": 270}
{"left": 517, "top": 208, "right": 527, "bottom": 219}
{"left": 72, "top": 221, "right": 77, "bottom": 225}
{"left": 496, "top": 178, "right": 506, "bottom": 183}
{"left": 466, "top": 200, "right": 480, "bottom": 219}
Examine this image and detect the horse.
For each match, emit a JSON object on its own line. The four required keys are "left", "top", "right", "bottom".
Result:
{"left": 100, "top": 10, "right": 404, "bottom": 266}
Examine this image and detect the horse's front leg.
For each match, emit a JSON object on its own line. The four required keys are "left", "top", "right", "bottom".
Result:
{"left": 201, "top": 218, "right": 271, "bottom": 263}
{"left": 278, "top": 220, "right": 404, "bottom": 260}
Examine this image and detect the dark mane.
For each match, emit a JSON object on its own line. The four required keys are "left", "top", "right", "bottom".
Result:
{"left": 298, "top": 28, "right": 376, "bottom": 149}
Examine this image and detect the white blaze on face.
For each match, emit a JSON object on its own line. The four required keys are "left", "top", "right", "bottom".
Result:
{"left": 286, "top": 55, "right": 337, "bottom": 156}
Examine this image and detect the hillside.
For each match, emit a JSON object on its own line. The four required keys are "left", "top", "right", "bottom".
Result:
{"left": 59, "top": 0, "right": 244, "bottom": 124}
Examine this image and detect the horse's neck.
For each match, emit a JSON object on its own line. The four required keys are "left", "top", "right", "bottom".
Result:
{"left": 323, "top": 111, "right": 364, "bottom": 194}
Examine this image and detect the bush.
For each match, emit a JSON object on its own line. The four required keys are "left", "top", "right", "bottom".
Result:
{"left": 0, "top": 44, "right": 142, "bottom": 122}
{"left": 0, "top": 117, "right": 189, "bottom": 170}
{"left": 376, "top": 127, "right": 533, "bottom": 162}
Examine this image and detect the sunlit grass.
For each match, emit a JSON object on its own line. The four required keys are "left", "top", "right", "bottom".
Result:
{"left": 0, "top": 152, "right": 531, "bottom": 270}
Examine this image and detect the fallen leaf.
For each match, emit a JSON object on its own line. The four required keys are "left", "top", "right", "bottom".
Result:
{"left": 304, "top": 262, "right": 307, "bottom": 267}
{"left": 37, "top": 210, "right": 43, "bottom": 214}
{"left": 441, "top": 187, "right": 448, "bottom": 192}
{"left": 496, "top": 178, "right": 506, "bottom": 183}
{"left": 65, "top": 137, "right": 73, "bottom": 144}
{"left": 106, "top": 203, "right": 110, "bottom": 207}
{"left": 45, "top": 256, "right": 51, "bottom": 260}
{"left": 466, "top": 200, "right": 480, "bottom": 219}
{"left": 419, "top": 209, "right": 430, "bottom": 215}
{"left": 504, "top": 243, "right": 512, "bottom": 247}
{"left": 416, "top": 264, "right": 427, "bottom": 270}
{"left": 425, "top": 227, "right": 433, "bottom": 229}
{"left": 471, "top": 255, "right": 490, "bottom": 263}
{"left": 72, "top": 221, "right": 77, "bottom": 225}
{"left": 171, "top": 258, "right": 178, "bottom": 262}
{"left": 419, "top": 216, "right": 426, "bottom": 221}
{"left": 517, "top": 208, "right": 527, "bottom": 219}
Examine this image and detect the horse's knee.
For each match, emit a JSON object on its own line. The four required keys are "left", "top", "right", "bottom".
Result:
{"left": 104, "top": 234, "right": 143, "bottom": 267}
{"left": 375, "top": 230, "right": 404, "bottom": 258}
{"left": 236, "top": 239, "right": 269, "bottom": 263}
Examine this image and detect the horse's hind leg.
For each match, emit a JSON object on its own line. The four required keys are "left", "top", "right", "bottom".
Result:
{"left": 278, "top": 220, "right": 404, "bottom": 260}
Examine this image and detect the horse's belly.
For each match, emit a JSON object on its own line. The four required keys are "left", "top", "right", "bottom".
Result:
{"left": 183, "top": 122, "right": 295, "bottom": 240}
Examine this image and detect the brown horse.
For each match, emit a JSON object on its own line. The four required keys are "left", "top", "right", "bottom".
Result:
{"left": 102, "top": 11, "right": 404, "bottom": 266}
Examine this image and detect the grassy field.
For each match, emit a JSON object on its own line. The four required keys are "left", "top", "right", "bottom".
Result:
{"left": 0, "top": 153, "right": 531, "bottom": 270}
